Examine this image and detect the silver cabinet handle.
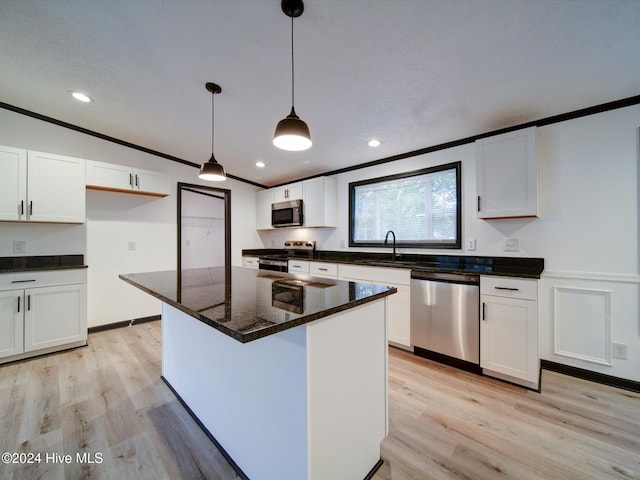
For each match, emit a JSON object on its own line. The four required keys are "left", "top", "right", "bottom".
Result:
{"left": 135, "top": 174, "right": 139, "bottom": 187}
{"left": 482, "top": 302, "right": 486, "bottom": 321}
{"left": 17, "top": 296, "right": 21, "bottom": 313}
{"left": 19, "top": 200, "right": 24, "bottom": 216}
{"left": 11, "top": 279, "right": 36, "bottom": 284}
{"left": 130, "top": 173, "right": 134, "bottom": 187}
{"left": 318, "top": 267, "right": 328, "bottom": 271}
{"left": 27, "top": 294, "right": 31, "bottom": 311}
{"left": 494, "top": 286, "right": 519, "bottom": 291}
{"left": 29, "top": 200, "right": 33, "bottom": 216}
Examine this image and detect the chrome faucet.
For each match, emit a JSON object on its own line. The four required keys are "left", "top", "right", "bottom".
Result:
{"left": 384, "top": 230, "right": 396, "bottom": 261}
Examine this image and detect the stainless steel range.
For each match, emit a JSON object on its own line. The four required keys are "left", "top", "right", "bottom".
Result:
{"left": 257, "top": 240, "right": 315, "bottom": 272}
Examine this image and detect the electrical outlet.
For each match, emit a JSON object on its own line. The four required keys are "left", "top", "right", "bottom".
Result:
{"left": 612, "top": 342, "right": 628, "bottom": 360}
{"left": 467, "top": 238, "right": 476, "bottom": 251}
{"left": 128, "top": 241, "right": 136, "bottom": 251}
{"left": 13, "top": 240, "right": 26, "bottom": 253}
{"left": 503, "top": 238, "right": 519, "bottom": 252}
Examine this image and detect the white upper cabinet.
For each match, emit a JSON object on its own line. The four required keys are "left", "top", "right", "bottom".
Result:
{"left": 0, "top": 146, "right": 86, "bottom": 223}
{"left": 86, "top": 160, "right": 171, "bottom": 197}
{"left": 273, "top": 182, "right": 303, "bottom": 202}
{"left": 255, "top": 177, "right": 337, "bottom": 229}
{"left": 256, "top": 189, "right": 274, "bottom": 230}
{"left": 476, "top": 126, "right": 538, "bottom": 219}
{"left": 0, "top": 145, "right": 26, "bottom": 221}
{"left": 303, "top": 177, "right": 337, "bottom": 228}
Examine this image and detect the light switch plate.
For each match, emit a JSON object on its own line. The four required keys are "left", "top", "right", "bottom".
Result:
{"left": 467, "top": 238, "right": 476, "bottom": 251}
{"left": 503, "top": 238, "right": 519, "bottom": 251}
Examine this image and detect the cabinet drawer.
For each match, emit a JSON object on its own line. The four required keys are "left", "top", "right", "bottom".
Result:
{"left": 480, "top": 276, "right": 537, "bottom": 300}
{"left": 309, "top": 262, "right": 337, "bottom": 277}
{"left": 242, "top": 257, "right": 259, "bottom": 269}
{"left": 0, "top": 269, "right": 87, "bottom": 291}
{"left": 288, "top": 260, "right": 310, "bottom": 274}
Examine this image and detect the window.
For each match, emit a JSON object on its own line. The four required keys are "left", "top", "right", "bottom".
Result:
{"left": 349, "top": 162, "right": 461, "bottom": 249}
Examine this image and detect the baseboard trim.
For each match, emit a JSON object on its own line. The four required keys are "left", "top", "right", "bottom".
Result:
{"left": 161, "top": 376, "right": 250, "bottom": 480}
{"left": 88, "top": 315, "right": 161, "bottom": 334}
{"left": 541, "top": 360, "right": 640, "bottom": 393}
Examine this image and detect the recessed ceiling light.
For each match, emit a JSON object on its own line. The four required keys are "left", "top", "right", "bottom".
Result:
{"left": 367, "top": 139, "right": 381, "bottom": 147}
{"left": 70, "top": 91, "right": 93, "bottom": 103}
{"left": 256, "top": 161, "right": 266, "bottom": 168}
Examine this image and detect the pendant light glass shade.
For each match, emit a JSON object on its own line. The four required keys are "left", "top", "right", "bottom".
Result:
{"left": 273, "top": 107, "right": 312, "bottom": 151}
{"left": 199, "top": 82, "right": 226, "bottom": 181}
{"left": 274, "top": 0, "right": 311, "bottom": 152}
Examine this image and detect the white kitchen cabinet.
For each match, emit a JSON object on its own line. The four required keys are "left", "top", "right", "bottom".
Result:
{"left": 288, "top": 260, "right": 310, "bottom": 275}
{"left": 0, "top": 269, "right": 87, "bottom": 364}
{"left": 256, "top": 189, "right": 274, "bottom": 230}
{"left": 480, "top": 275, "right": 539, "bottom": 389}
{"left": 303, "top": 177, "right": 337, "bottom": 227}
{"left": 242, "top": 256, "right": 259, "bottom": 269}
{"left": 338, "top": 263, "right": 411, "bottom": 350}
{"left": 476, "top": 126, "right": 537, "bottom": 219}
{"left": 309, "top": 261, "right": 338, "bottom": 279}
{"left": 273, "top": 182, "right": 303, "bottom": 202}
{"left": 86, "top": 160, "right": 171, "bottom": 197}
{"left": 0, "top": 290, "right": 23, "bottom": 358}
{"left": 0, "top": 146, "right": 86, "bottom": 223}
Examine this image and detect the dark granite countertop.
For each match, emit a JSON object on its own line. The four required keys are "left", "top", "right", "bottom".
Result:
{"left": 241, "top": 250, "right": 544, "bottom": 279}
{"left": 0, "top": 255, "right": 87, "bottom": 274}
{"left": 119, "top": 266, "right": 396, "bottom": 343}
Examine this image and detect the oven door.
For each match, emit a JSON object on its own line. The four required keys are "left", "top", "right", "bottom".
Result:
{"left": 271, "top": 200, "right": 303, "bottom": 227}
{"left": 258, "top": 258, "right": 288, "bottom": 272}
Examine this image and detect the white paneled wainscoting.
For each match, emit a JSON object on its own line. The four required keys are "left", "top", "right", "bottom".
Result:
{"left": 539, "top": 271, "right": 640, "bottom": 383}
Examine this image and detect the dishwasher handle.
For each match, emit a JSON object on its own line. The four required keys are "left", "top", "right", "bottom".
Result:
{"left": 410, "top": 270, "right": 479, "bottom": 286}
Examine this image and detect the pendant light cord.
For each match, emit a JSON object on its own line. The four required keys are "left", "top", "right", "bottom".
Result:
{"left": 211, "top": 89, "right": 215, "bottom": 154}
{"left": 290, "top": 14, "right": 295, "bottom": 108}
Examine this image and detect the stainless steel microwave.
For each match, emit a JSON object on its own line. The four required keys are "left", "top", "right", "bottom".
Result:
{"left": 272, "top": 199, "right": 303, "bottom": 227}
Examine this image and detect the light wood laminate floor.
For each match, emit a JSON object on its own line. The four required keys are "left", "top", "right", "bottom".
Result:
{"left": 1, "top": 321, "right": 638, "bottom": 479}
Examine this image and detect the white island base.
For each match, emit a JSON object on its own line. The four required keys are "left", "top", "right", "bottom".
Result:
{"left": 161, "top": 298, "right": 388, "bottom": 480}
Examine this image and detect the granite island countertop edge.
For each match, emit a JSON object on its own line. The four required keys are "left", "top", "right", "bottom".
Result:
{"left": 119, "top": 272, "right": 397, "bottom": 344}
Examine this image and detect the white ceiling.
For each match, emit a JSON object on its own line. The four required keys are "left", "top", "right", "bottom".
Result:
{"left": 1, "top": 0, "right": 639, "bottom": 187}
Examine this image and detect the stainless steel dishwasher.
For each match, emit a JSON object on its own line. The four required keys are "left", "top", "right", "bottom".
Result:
{"left": 410, "top": 271, "right": 481, "bottom": 372}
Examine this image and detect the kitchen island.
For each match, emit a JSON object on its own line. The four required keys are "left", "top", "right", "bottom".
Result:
{"left": 120, "top": 266, "right": 396, "bottom": 480}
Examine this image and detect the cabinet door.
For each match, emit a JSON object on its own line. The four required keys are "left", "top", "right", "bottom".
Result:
{"left": 387, "top": 284, "right": 411, "bottom": 348}
{"left": 0, "top": 290, "right": 24, "bottom": 358}
{"left": 27, "top": 151, "right": 86, "bottom": 223}
{"left": 86, "top": 160, "right": 134, "bottom": 190}
{"left": 476, "top": 126, "right": 537, "bottom": 219}
{"left": 480, "top": 295, "right": 538, "bottom": 383}
{"left": 273, "top": 182, "right": 303, "bottom": 202}
{"left": 0, "top": 146, "right": 27, "bottom": 221}
{"left": 256, "top": 189, "right": 274, "bottom": 229}
{"left": 24, "top": 284, "right": 87, "bottom": 352}
{"left": 133, "top": 168, "right": 171, "bottom": 196}
{"left": 303, "top": 177, "right": 337, "bottom": 228}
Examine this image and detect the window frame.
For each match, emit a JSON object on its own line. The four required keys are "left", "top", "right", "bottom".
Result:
{"left": 348, "top": 161, "right": 462, "bottom": 249}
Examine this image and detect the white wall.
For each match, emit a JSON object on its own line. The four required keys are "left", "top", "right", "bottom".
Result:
{"left": 258, "top": 105, "right": 640, "bottom": 382}
{"left": 180, "top": 188, "right": 226, "bottom": 268}
{"left": 0, "top": 108, "right": 260, "bottom": 327}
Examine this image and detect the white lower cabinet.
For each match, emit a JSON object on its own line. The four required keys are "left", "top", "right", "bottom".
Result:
{"left": 0, "top": 269, "right": 87, "bottom": 364}
{"left": 288, "top": 260, "right": 310, "bottom": 275}
{"left": 480, "top": 276, "right": 539, "bottom": 389}
{"left": 242, "top": 256, "right": 259, "bottom": 269}
{"left": 338, "top": 264, "right": 411, "bottom": 350}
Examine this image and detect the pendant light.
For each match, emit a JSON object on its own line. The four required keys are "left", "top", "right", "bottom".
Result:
{"left": 199, "top": 82, "right": 227, "bottom": 181}
{"left": 273, "top": 0, "right": 312, "bottom": 151}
